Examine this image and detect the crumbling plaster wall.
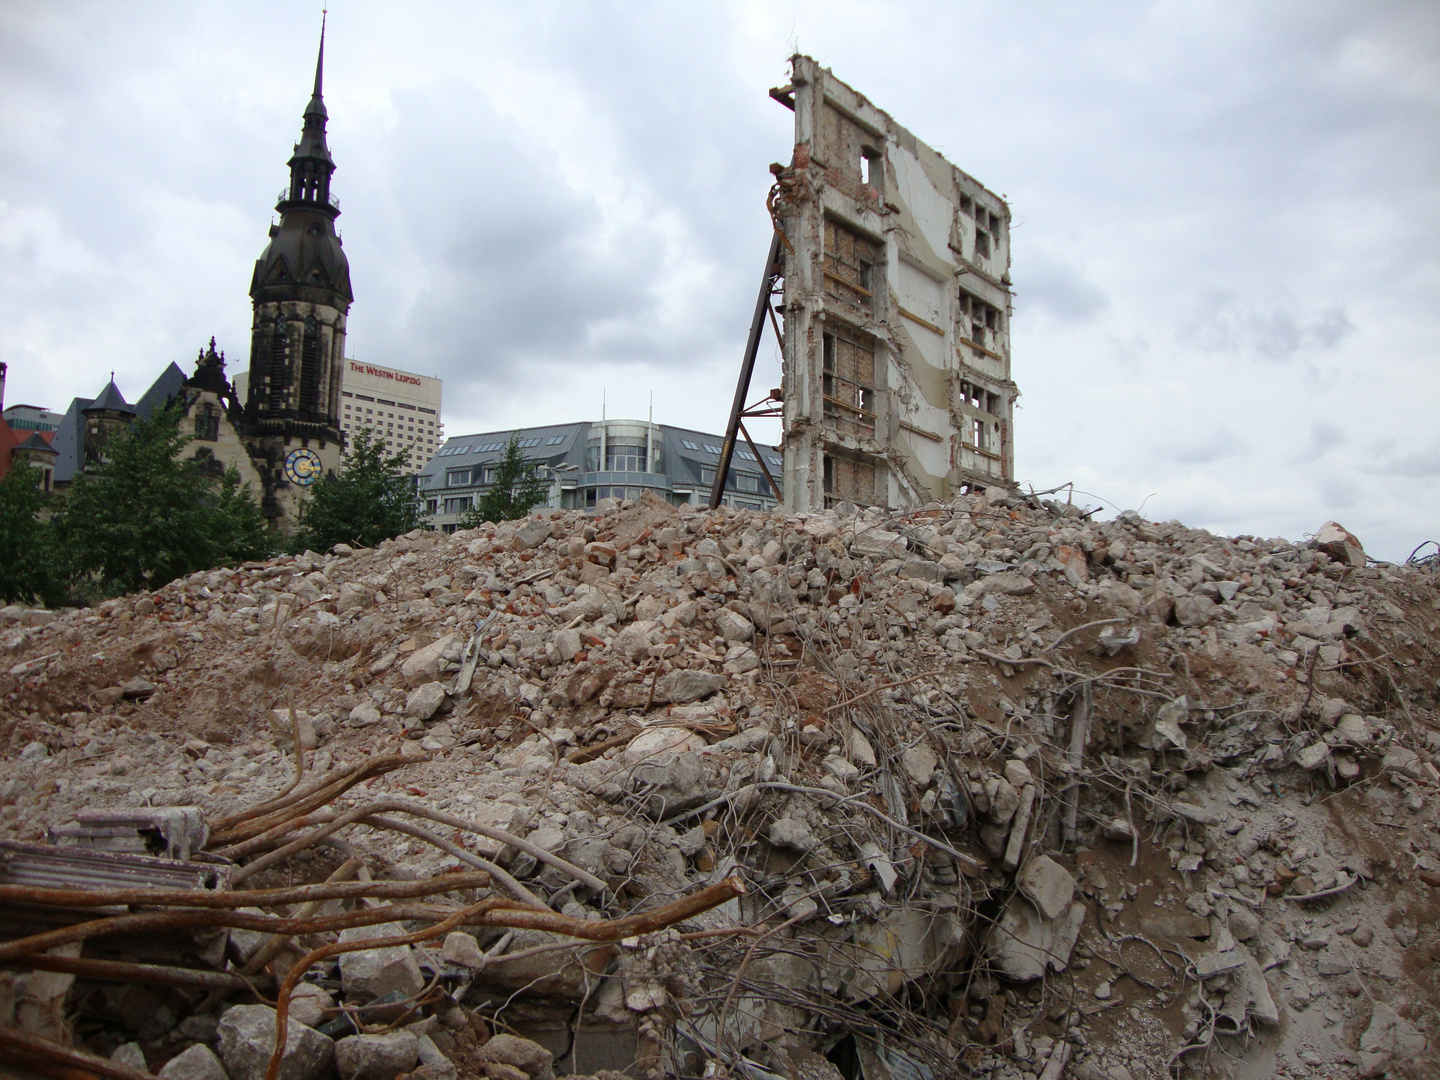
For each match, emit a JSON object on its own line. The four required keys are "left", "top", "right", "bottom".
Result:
{"left": 776, "top": 55, "right": 1018, "bottom": 512}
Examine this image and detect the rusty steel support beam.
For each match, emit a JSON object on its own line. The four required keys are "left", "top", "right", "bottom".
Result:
{"left": 737, "top": 420, "right": 781, "bottom": 502}
{"left": 710, "top": 230, "right": 784, "bottom": 509}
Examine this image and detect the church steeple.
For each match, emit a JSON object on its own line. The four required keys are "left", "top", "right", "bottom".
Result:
{"left": 243, "top": 12, "right": 352, "bottom": 526}
{"left": 283, "top": 14, "right": 337, "bottom": 215}
{"left": 248, "top": 11, "right": 352, "bottom": 309}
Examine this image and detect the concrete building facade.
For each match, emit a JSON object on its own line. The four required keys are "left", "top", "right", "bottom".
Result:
{"left": 2, "top": 404, "right": 63, "bottom": 437}
{"left": 419, "top": 419, "right": 782, "bottom": 532}
{"left": 772, "top": 56, "right": 1017, "bottom": 511}
{"left": 338, "top": 359, "right": 443, "bottom": 472}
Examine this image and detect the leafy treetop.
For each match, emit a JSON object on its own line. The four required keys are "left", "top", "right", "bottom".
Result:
{"left": 292, "top": 428, "right": 422, "bottom": 552}
{"left": 460, "top": 434, "right": 549, "bottom": 526}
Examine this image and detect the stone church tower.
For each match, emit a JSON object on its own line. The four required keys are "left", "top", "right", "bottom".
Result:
{"left": 243, "top": 19, "right": 352, "bottom": 522}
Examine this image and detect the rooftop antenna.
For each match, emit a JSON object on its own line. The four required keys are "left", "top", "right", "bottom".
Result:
{"left": 648, "top": 390, "right": 653, "bottom": 425}
{"left": 602, "top": 388, "right": 606, "bottom": 422}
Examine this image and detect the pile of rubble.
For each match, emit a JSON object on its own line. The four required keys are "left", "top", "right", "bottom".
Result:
{"left": 2, "top": 488, "right": 1438, "bottom": 1080}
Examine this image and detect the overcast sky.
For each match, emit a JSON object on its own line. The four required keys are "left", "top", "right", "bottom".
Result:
{"left": 1, "top": 2, "right": 1436, "bottom": 560}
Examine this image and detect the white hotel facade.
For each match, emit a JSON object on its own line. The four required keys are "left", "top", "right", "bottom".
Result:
{"left": 337, "top": 360, "right": 443, "bottom": 473}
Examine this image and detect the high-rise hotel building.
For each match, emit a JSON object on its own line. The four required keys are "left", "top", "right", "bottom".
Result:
{"left": 337, "top": 359, "right": 443, "bottom": 473}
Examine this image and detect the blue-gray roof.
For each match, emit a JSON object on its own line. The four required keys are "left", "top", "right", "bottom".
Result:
{"left": 87, "top": 380, "right": 133, "bottom": 414}
{"left": 51, "top": 397, "right": 92, "bottom": 484}
{"left": 135, "top": 363, "right": 187, "bottom": 419}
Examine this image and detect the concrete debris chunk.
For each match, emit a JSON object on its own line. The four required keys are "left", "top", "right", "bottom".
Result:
{"left": 514, "top": 518, "right": 551, "bottom": 550}
{"left": 400, "top": 633, "right": 458, "bottom": 681}
{"left": 1170, "top": 802, "right": 1219, "bottom": 827}
{"left": 1217, "top": 944, "right": 1279, "bottom": 1030}
{"left": 1315, "top": 520, "right": 1367, "bottom": 568}
{"left": 216, "top": 1005, "right": 333, "bottom": 1080}
{"left": 158, "top": 1044, "right": 229, "bottom": 1080}
{"left": 769, "top": 816, "right": 818, "bottom": 854}
{"left": 622, "top": 725, "right": 705, "bottom": 762}
{"left": 970, "top": 572, "right": 1035, "bottom": 597}
{"left": 336, "top": 923, "right": 425, "bottom": 1001}
{"left": 902, "top": 742, "right": 938, "bottom": 787}
{"left": 404, "top": 681, "right": 447, "bottom": 720}
{"left": 1358, "top": 1002, "right": 1428, "bottom": 1078}
{"left": 654, "top": 669, "right": 728, "bottom": 704}
{"left": 112, "top": 1043, "right": 149, "bottom": 1072}
{"left": 1016, "top": 854, "right": 1076, "bottom": 920}
{"left": 1097, "top": 625, "right": 1140, "bottom": 654}
{"left": 475, "top": 1034, "right": 554, "bottom": 1080}
{"left": 348, "top": 702, "right": 383, "bottom": 727}
{"left": 712, "top": 608, "right": 755, "bottom": 642}
{"left": 415, "top": 1035, "right": 458, "bottom": 1080}
{"left": 632, "top": 750, "right": 711, "bottom": 817}
{"left": 1173, "top": 595, "right": 1217, "bottom": 627}
{"left": 288, "top": 983, "right": 332, "bottom": 1029}
{"left": 1003, "top": 758, "right": 1033, "bottom": 788}
{"left": 989, "top": 897, "right": 1086, "bottom": 982}
{"left": 1292, "top": 741, "right": 1331, "bottom": 772}
{"left": 441, "top": 931, "right": 487, "bottom": 970}
{"left": 334, "top": 1031, "right": 419, "bottom": 1080}
{"left": 1382, "top": 745, "right": 1426, "bottom": 780}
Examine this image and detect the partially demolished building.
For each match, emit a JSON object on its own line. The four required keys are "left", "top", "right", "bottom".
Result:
{"left": 773, "top": 56, "right": 1017, "bottom": 510}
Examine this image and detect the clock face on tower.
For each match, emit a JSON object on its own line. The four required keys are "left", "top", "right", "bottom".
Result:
{"left": 283, "top": 447, "right": 323, "bottom": 486}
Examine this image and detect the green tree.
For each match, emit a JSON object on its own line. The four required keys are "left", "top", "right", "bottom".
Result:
{"left": 292, "top": 428, "right": 421, "bottom": 551}
{"left": 55, "top": 404, "right": 269, "bottom": 598}
{"left": 460, "top": 434, "right": 548, "bottom": 525}
{"left": 0, "top": 458, "right": 64, "bottom": 607}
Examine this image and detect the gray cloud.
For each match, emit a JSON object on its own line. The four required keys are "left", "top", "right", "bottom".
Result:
{"left": 1159, "top": 424, "right": 1245, "bottom": 467}
{"left": 1306, "top": 421, "right": 1346, "bottom": 457}
{"left": 1363, "top": 437, "right": 1440, "bottom": 479}
{"left": 1186, "top": 291, "right": 1355, "bottom": 361}
{"left": 1014, "top": 246, "right": 1108, "bottom": 324}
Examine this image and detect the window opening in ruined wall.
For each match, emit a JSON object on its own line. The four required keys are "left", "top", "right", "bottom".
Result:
{"left": 823, "top": 219, "right": 880, "bottom": 314}
{"left": 822, "top": 452, "right": 876, "bottom": 508}
{"left": 822, "top": 331, "right": 876, "bottom": 438}
{"left": 959, "top": 291, "right": 1004, "bottom": 351}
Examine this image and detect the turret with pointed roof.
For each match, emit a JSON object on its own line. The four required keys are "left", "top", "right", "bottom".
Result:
{"left": 243, "top": 16, "right": 350, "bottom": 523}
{"left": 81, "top": 377, "right": 135, "bottom": 470}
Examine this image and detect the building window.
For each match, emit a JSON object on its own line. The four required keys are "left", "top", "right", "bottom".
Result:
{"left": 822, "top": 331, "right": 877, "bottom": 436}
{"left": 822, "top": 453, "right": 876, "bottom": 508}
{"left": 736, "top": 473, "right": 759, "bottom": 493}
{"left": 823, "top": 218, "right": 880, "bottom": 313}
{"left": 193, "top": 403, "right": 220, "bottom": 442}
{"left": 443, "top": 496, "right": 473, "bottom": 514}
{"left": 605, "top": 439, "right": 647, "bottom": 472}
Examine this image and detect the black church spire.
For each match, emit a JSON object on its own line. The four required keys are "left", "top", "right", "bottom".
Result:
{"left": 251, "top": 13, "right": 351, "bottom": 306}
{"left": 243, "top": 10, "right": 352, "bottom": 522}
{"left": 282, "top": 14, "right": 337, "bottom": 215}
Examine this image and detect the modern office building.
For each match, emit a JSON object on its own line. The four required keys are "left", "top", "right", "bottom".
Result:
{"left": 2, "top": 403, "right": 63, "bottom": 436}
{"left": 418, "top": 418, "right": 783, "bottom": 532}
{"left": 337, "top": 359, "right": 443, "bottom": 472}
